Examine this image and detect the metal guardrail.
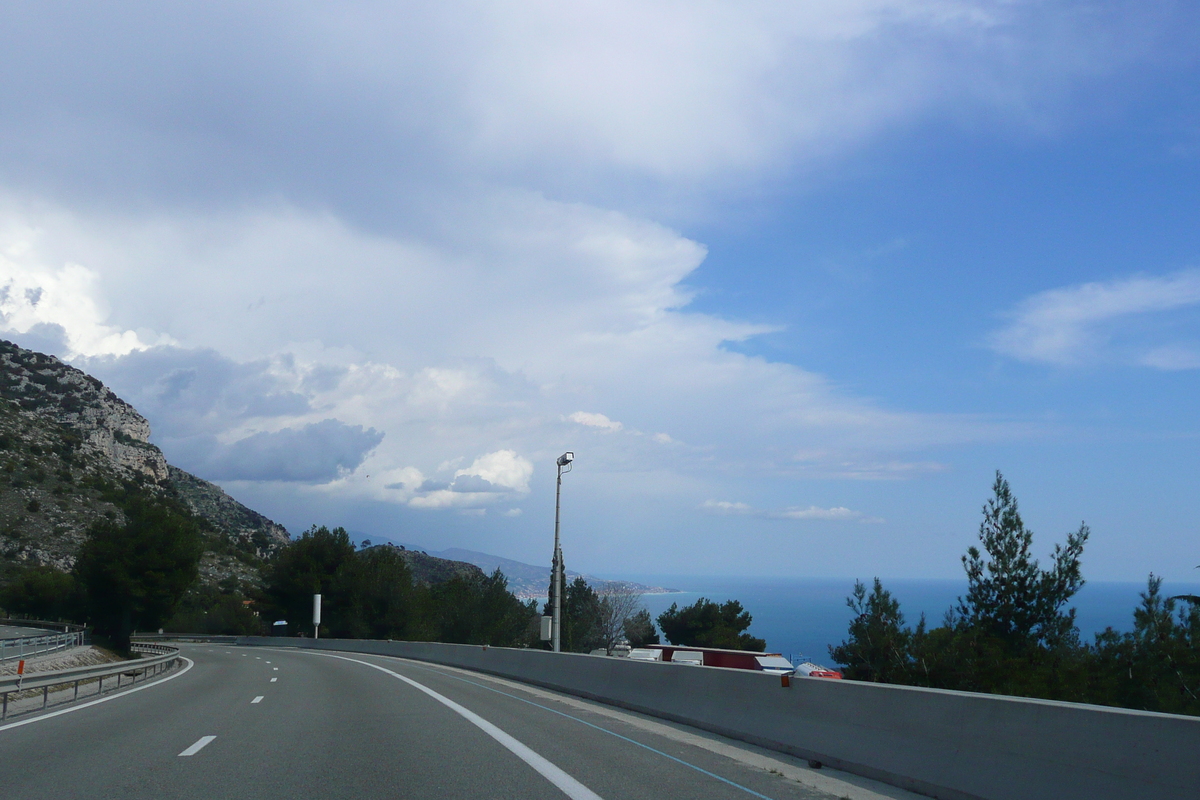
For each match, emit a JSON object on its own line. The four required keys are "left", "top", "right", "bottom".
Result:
{"left": 0, "top": 631, "right": 85, "bottom": 663}
{"left": 132, "top": 633, "right": 238, "bottom": 644}
{"left": 0, "top": 643, "right": 181, "bottom": 721}
{"left": 0, "top": 617, "right": 88, "bottom": 664}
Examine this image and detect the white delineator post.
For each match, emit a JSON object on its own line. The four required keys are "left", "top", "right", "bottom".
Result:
{"left": 313, "top": 594, "right": 322, "bottom": 639}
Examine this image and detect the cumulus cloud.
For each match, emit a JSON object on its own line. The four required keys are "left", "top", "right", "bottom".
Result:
{"left": 0, "top": 0, "right": 1174, "bottom": 568}
{"left": 404, "top": 450, "right": 534, "bottom": 510}
{"left": 701, "top": 499, "right": 882, "bottom": 523}
{"left": 454, "top": 450, "right": 534, "bottom": 494}
{"left": 0, "top": 239, "right": 162, "bottom": 357}
{"left": 989, "top": 269, "right": 1200, "bottom": 368}
{"left": 0, "top": 193, "right": 1016, "bottom": 503}
{"left": 568, "top": 411, "right": 623, "bottom": 432}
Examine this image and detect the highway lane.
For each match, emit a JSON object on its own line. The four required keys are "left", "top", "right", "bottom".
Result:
{"left": 0, "top": 624, "right": 54, "bottom": 639}
{"left": 0, "top": 644, "right": 908, "bottom": 799}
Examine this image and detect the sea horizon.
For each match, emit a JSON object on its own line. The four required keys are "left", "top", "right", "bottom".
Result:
{"left": 544, "top": 575, "right": 1200, "bottom": 667}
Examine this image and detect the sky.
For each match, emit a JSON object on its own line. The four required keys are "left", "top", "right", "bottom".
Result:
{"left": 1, "top": 1, "right": 1198, "bottom": 582}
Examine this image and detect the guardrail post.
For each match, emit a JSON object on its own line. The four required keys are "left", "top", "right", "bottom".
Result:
{"left": 42, "top": 686, "right": 48, "bottom": 709}
{"left": 2, "top": 691, "right": 7, "bottom": 720}
{"left": 74, "top": 680, "right": 79, "bottom": 700}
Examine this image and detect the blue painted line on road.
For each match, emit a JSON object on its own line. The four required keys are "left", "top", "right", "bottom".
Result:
{"left": 408, "top": 662, "right": 778, "bottom": 800}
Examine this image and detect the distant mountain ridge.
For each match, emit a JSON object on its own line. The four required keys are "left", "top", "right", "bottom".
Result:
{"left": 401, "top": 543, "right": 678, "bottom": 599}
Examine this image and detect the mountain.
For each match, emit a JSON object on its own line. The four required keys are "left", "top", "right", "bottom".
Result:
{"left": 0, "top": 339, "right": 289, "bottom": 588}
{"left": 408, "top": 544, "right": 678, "bottom": 599}
{"left": 363, "top": 543, "right": 486, "bottom": 586}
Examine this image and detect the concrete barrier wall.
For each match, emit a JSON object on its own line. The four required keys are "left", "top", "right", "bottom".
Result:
{"left": 239, "top": 637, "right": 1199, "bottom": 800}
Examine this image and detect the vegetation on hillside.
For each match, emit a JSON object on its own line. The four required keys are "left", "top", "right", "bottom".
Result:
{"left": 831, "top": 472, "right": 1200, "bottom": 716}
{"left": 260, "top": 525, "right": 539, "bottom": 646}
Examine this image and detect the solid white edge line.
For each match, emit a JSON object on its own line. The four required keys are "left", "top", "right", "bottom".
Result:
{"left": 179, "top": 734, "right": 217, "bottom": 756}
{"left": 316, "top": 652, "right": 603, "bottom": 800}
{"left": 252, "top": 696, "right": 264, "bottom": 704}
{"left": 0, "top": 657, "right": 196, "bottom": 733}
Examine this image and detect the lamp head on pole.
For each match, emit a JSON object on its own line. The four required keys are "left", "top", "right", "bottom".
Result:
{"left": 557, "top": 451, "right": 574, "bottom": 468}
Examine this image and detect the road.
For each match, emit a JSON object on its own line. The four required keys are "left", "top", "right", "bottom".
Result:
{"left": 0, "top": 644, "right": 913, "bottom": 800}
{"left": 0, "top": 625, "right": 53, "bottom": 639}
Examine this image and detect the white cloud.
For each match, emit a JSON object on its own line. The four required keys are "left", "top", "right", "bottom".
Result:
{"left": 0, "top": 193, "right": 1015, "bottom": 509}
{"left": 0, "top": 2, "right": 1176, "bottom": 217}
{"left": 0, "top": 230, "right": 163, "bottom": 357}
{"left": 990, "top": 269, "right": 1200, "bottom": 368}
{"left": 568, "top": 411, "right": 623, "bottom": 432}
{"left": 701, "top": 499, "right": 881, "bottom": 523}
{"left": 702, "top": 500, "right": 755, "bottom": 514}
{"left": 455, "top": 450, "right": 534, "bottom": 494}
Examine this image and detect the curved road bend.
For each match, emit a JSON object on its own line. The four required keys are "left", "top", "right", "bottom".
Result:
{"left": 0, "top": 625, "right": 56, "bottom": 639}
{"left": 1, "top": 644, "right": 914, "bottom": 800}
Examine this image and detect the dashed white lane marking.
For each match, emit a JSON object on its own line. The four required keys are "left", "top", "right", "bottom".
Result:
{"left": 270, "top": 678, "right": 278, "bottom": 683}
{"left": 179, "top": 735, "right": 216, "bottom": 757}
{"left": 255, "top": 657, "right": 261, "bottom": 660}
{"left": 273, "top": 667, "right": 278, "bottom": 671}
{"left": 252, "top": 696, "right": 264, "bottom": 704}
{"left": 0, "top": 658, "right": 195, "bottom": 733}
{"left": 265, "top": 661, "right": 271, "bottom": 663}
{"left": 316, "top": 653, "right": 603, "bottom": 800}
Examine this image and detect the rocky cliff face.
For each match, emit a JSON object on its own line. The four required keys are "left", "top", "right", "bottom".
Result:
{"left": 169, "top": 466, "right": 290, "bottom": 556}
{"left": 0, "top": 342, "right": 169, "bottom": 484}
{"left": 0, "top": 339, "right": 290, "bottom": 581}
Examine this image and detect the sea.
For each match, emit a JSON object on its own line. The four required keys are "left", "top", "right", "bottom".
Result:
{"left": 582, "top": 576, "right": 1200, "bottom": 667}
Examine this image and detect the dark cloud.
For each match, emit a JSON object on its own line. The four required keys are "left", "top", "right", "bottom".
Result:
{"left": 1, "top": 323, "right": 70, "bottom": 359}
{"left": 77, "top": 346, "right": 312, "bottom": 439}
{"left": 180, "top": 419, "right": 383, "bottom": 482}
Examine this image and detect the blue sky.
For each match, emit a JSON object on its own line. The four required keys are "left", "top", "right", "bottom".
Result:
{"left": 1, "top": 2, "right": 1198, "bottom": 581}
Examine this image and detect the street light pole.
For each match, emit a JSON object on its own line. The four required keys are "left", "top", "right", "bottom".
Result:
{"left": 552, "top": 451, "right": 573, "bottom": 653}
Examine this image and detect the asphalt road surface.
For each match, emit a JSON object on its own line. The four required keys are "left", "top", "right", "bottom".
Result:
{"left": 0, "top": 644, "right": 913, "bottom": 800}
{"left": 0, "top": 625, "right": 53, "bottom": 639}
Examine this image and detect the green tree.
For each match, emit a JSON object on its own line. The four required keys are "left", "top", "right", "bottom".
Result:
{"left": 1089, "top": 575, "right": 1200, "bottom": 715}
{"left": 829, "top": 578, "right": 913, "bottom": 682}
{"left": 623, "top": 608, "right": 660, "bottom": 647}
{"left": 958, "top": 472, "right": 1089, "bottom": 650}
{"left": 333, "top": 545, "right": 415, "bottom": 639}
{"left": 541, "top": 558, "right": 605, "bottom": 652}
{"left": 262, "top": 525, "right": 356, "bottom": 636}
{"left": 416, "top": 570, "right": 537, "bottom": 646}
{"left": 0, "top": 565, "right": 78, "bottom": 621}
{"left": 657, "top": 597, "right": 766, "bottom": 651}
{"left": 562, "top": 576, "right": 604, "bottom": 652}
{"left": 75, "top": 498, "right": 203, "bottom": 652}
{"left": 165, "top": 584, "right": 263, "bottom": 635}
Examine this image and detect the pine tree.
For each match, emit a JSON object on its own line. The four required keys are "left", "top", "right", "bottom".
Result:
{"left": 958, "top": 472, "right": 1088, "bottom": 650}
